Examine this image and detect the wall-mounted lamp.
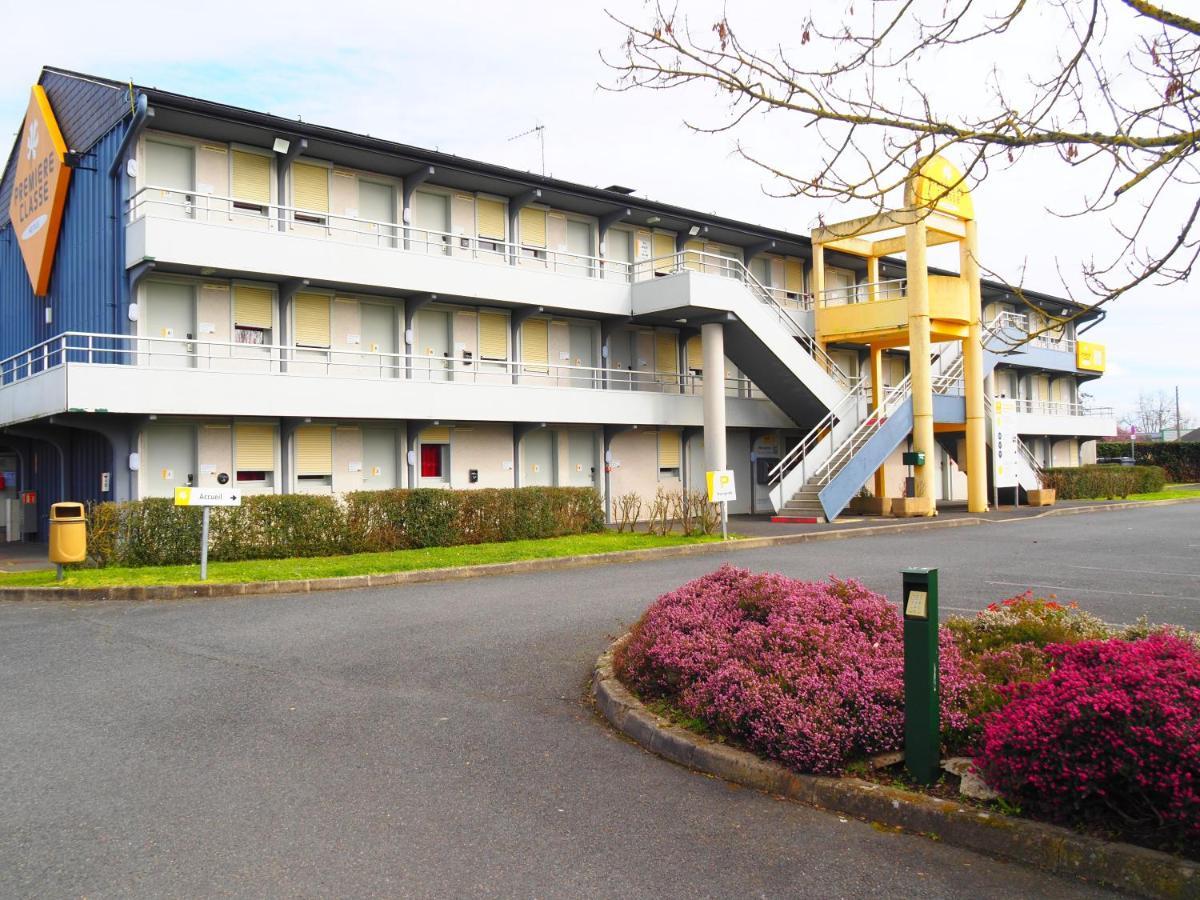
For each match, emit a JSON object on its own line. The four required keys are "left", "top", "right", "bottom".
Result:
{"left": 646, "top": 216, "right": 661, "bottom": 225}
{"left": 272, "top": 138, "right": 291, "bottom": 154}
{"left": 688, "top": 225, "right": 700, "bottom": 236}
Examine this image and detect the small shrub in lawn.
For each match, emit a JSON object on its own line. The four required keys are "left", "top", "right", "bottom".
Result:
{"left": 614, "top": 565, "right": 980, "bottom": 774}
{"left": 977, "top": 634, "right": 1200, "bottom": 854}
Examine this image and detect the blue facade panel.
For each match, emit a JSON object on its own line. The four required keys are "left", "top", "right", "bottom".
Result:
{"left": 0, "top": 122, "right": 127, "bottom": 363}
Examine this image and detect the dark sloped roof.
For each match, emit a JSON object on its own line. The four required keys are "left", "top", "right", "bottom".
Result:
{"left": 0, "top": 69, "right": 131, "bottom": 227}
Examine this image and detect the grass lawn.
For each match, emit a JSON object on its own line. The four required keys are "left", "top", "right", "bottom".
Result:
{"left": 0, "top": 531, "right": 725, "bottom": 589}
{"left": 1091, "top": 485, "right": 1200, "bottom": 502}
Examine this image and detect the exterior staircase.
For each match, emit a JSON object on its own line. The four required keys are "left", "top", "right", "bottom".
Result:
{"left": 767, "top": 316, "right": 1011, "bottom": 523}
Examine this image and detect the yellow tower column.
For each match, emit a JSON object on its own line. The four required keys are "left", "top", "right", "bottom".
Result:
{"left": 961, "top": 219, "right": 988, "bottom": 512}
{"left": 870, "top": 343, "right": 887, "bottom": 498}
{"left": 811, "top": 243, "right": 826, "bottom": 354}
{"left": 905, "top": 218, "right": 936, "bottom": 515}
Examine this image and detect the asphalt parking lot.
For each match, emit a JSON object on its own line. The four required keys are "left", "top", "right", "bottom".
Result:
{"left": 3, "top": 503, "right": 1195, "bottom": 898}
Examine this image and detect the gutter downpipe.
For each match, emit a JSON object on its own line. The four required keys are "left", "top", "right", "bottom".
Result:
{"left": 109, "top": 93, "right": 151, "bottom": 334}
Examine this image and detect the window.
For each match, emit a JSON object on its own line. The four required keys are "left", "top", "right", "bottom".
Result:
{"left": 476, "top": 197, "right": 506, "bottom": 254}
{"left": 655, "top": 331, "right": 679, "bottom": 388}
{"left": 292, "top": 162, "right": 330, "bottom": 223}
{"left": 686, "top": 335, "right": 703, "bottom": 374}
{"left": 294, "top": 293, "right": 331, "bottom": 348}
{"left": 784, "top": 258, "right": 805, "bottom": 302}
{"left": 658, "top": 430, "right": 682, "bottom": 478}
{"left": 519, "top": 207, "right": 547, "bottom": 260}
{"left": 231, "top": 150, "right": 271, "bottom": 213}
{"left": 234, "top": 285, "right": 273, "bottom": 345}
{"left": 652, "top": 232, "right": 675, "bottom": 274}
{"left": 295, "top": 425, "right": 333, "bottom": 484}
{"left": 419, "top": 444, "right": 443, "bottom": 478}
{"left": 235, "top": 423, "right": 275, "bottom": 484}
{"left": 478, "top": 311, "right": 509, "bottom": 361}
{"left": 521, "top": 318, "right": 549, "bottom": 374}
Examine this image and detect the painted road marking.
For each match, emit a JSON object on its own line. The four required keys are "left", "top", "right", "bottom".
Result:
{"left": 1065, "top": 563, "right": 1200, "bottom": 578}
{"left": 987, "top": 580, "right": 1200, "bottom": 603}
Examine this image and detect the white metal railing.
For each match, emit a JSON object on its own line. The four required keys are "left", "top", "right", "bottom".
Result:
{"left": 997, "top": 397, "right": 1113, "bottom": 417}
{"left": 766, "top": 377, "right": 868, "bottom": 491}
{"left": 818, "top": 278, "right": 907, "bottom": 308}
{"left": 127, "top": 186, "right": 634, "bottom": 283}
{"left": 632, "top": 249, "right": 852, "bottom": 391}
{"left": 0, "top": 331, "right": 766, "bottom": 400}
{"left": 1018, "top": 438, "right": 1046, "bottom": 486}
{"left": 806, "top": 372, "right": 915, "bottom": 488}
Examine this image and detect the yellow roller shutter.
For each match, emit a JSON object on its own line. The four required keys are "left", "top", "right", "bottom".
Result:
{"left": 295, "top": 425, "right": 333, "bottom": 476}
{"left": 478, "top": 312, "right": 509, "bottom": 360}
{"left": 235, "top": 424, "right": 275, "bottom": 471}
{"left": 477, "top": 197, "right": 506, "bottom": 240}
{"left": 234, "top": 286, "right": 273, "bottom": 329}
{"left": 655, "top": 332, "right": 678, "bottom": 374}
{"left": 683, "top": 239, "right": 705, "bottom": 272}
{"left": 294, "top": 293, "right": 331, "bottom": 347}
{"left": 231, "top": 150, "right": 271, "bottom": 205}
{"left": 686, "top": 335, "right": 703, "bottom": 372}
{"left": 658, "top": 430, "right": 681, "bottom": 470}
{"left": 292, "top": 162, "right": 329, "bottom": 213}
{"left": 522, "top": 318, "right": 549, "bottom": 371}
{"left": 421, "top": 426, "right": 450, "bottom": 444}
{"left": 652, "top": 232, "right": 675, "bottom": 273}
{"left": 784, "top": 258, "right": 804, "bottom": 294}
{"left": 519, "top": 207, "right": 547, "bottom": 247}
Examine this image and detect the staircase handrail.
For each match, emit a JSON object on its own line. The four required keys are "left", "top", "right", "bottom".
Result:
{"left": 637, "top": 249, "right": 852, "bottom": 391}
{"left": 767, "top": 376, "right": 868, "bottom": 488}
{"left": 1017, "top": 438, "right": 1045, "bottom": 484}
{"left": 806, "top": 372, "right": 915, "bottom": 488}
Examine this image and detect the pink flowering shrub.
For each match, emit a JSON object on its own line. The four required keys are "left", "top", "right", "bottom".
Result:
{"left": 615, "top": 565, "right": 980, "bottom": 774}
{"left": 977, "top": 634, "right": 1200, "bottom": 853}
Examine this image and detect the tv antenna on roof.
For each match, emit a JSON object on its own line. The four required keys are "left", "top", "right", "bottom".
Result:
{"left": 508, "top": 123, "right": 546, "bottom": 177}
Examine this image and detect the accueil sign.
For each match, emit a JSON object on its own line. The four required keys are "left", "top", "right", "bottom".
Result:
{"left": 9, "top": 86, "right": 72, "bottom": 296}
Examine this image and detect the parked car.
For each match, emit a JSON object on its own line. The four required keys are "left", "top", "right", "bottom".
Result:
{"left": 1096, "top": 456, "right": 1136, "bottom": 466}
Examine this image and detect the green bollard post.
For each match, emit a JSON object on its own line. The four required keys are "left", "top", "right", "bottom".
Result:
{"left": 902, "top": 567, "right": 939, "bottom": 785}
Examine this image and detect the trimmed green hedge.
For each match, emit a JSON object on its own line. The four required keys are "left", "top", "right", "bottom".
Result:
{"left": 1097, "top": 441, "right": 1200, "bottom": 482}
{"left": 86, "top": 487, "right": 604, "bottom": 568}
{"left": 1041, "top": 465, "right": 1166, "bottom": 500}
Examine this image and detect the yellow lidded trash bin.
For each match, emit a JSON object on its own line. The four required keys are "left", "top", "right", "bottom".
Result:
{"left": 49, "top": 502, "right": 87, "bottom": 565}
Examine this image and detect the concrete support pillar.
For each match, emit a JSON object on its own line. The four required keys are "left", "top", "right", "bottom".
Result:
{"left": 870, "top": 344, "right": 887, "bottom": 498}
{"left": 904, "top": 220, "right": 936, "bottom": 514}
{"left": 701, "top": 322, "right": 727, "bottom": 474}
{"left": 961, "top": 219, "right": 988, "bottom": 512}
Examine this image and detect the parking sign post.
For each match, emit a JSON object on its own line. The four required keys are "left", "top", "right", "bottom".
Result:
{"left": 706, "top": 470, "right": 736, "bottom": 540}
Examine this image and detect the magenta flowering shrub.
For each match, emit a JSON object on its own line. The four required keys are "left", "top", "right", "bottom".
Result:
{"left": 977, "top": 634, "right": 1200, "bottom": 852}
{"left": 615, "top": 565, "right": 979, "bottom": 774}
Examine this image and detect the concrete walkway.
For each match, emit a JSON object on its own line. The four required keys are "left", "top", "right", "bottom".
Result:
{"left": 0, "top": 541, "right": 51, "bottom": 573}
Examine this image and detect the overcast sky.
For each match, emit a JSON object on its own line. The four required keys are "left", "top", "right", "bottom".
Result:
{"left": 1, "top": 0, "right": 1193, "bottom": 423}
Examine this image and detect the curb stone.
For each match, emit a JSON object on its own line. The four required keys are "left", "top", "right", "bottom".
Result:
{"left": 3, "top": 494, "right": 1198, "bottom": 603}
{"left": 593, "top": 633, "right": 1199, "bottom": 900}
